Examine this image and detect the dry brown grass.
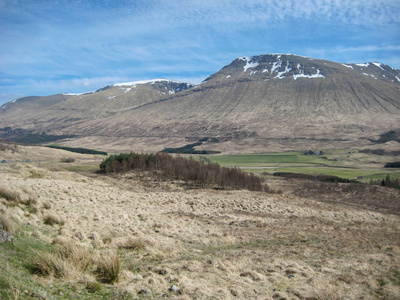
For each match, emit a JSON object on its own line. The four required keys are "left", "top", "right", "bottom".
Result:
{"left": 0, "top": 214, "right": 15, "bottom": 233}
{"left": 43, "top": 212, "right": 65, "bottom": 226}
{"left": 0, "top": 186, "right": 21, "bottom": 207}
{"left": 52, "top": 237, "right": 95, "bottom": 271}
{"left": 117, "top": 237, "right": 151, "bottom": 251}
{"left": 96, "top": 251, "right": 120, "bottom": 284}
{"left": 1, "top": 146, "right": 400, "bottom": 299}
{"left": 32, "top": 251, "right": 74, "bottom": 278}
{"left": 32, "top": 238, "right": 98, "bottom": 281}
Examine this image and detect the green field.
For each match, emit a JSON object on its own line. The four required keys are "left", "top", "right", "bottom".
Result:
{"left": 203, "top": 151, "right": 400, "bottom": 182}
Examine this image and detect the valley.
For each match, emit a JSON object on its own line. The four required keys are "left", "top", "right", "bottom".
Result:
{"left": 1, "top": 54, "right": 400, "bottom": 299}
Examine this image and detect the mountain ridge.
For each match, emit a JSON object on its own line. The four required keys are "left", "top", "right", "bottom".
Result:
{"left": 1, "top": 54, "right": 400, "bottom": 152}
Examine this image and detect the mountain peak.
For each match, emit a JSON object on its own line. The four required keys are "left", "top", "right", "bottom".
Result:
{"left": 203, "top": 53, "right": 400, "bottom": 84}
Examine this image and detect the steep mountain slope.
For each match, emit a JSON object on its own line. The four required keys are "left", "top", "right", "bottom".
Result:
{"left": 0, "top": 80, "right": 193, "bottom": 131}
{"left": 65, "top": 55, "right": 400, "bottom": 142}
{"left": 1, "top": 54, "right": 399, "bottom": 152}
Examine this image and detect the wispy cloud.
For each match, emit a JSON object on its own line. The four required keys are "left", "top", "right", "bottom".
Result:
{"left": 0, "top": 0, "right": 399, "bottom": 104}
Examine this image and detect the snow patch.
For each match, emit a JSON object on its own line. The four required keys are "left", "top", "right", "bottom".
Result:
{"left": 113, "top": 79, "right": 177, "bottom": 87}
{"left": 362, "top": 73, "right": 377, "bottom": 79}
{"left": 124, "top": 87, "right": 132, "bottom": 93}
{"left": 356, "top": 63, "right": 369, "bottom": 67}
{"left": 271, "top": 60, "right": 282, "bottom": 74}
{"left": 63, "top": 91, "right": 93, "bottom": 96}
{"left": 168, "top": 90, "right": 175, "bottom": 95}
{"left": 293, "top": 69, "right": 325, "bottom": 80}
{"left": 395, "top": 76, "right": 400, "bottom": 82}
{"left": 274, "top": 62, "right": 291, "bottom": 79}
{"left": 243, "top": 59, "right": 259, "bottom": 72}
{"left": 107, "top": 95, "right": 116, "bottom": 100}
{"left": 372, "top": 62, "right": 385, "bottom": 70}
{"left": 226, "top": 75, "right": 231, "bottom": 78}
{"left": 342, "top": 64, "right": 353, "bottom": 69}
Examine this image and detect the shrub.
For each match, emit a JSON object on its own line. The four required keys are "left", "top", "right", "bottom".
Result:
{"left": 96, "top": 252, "right": 120, "bottom": 284}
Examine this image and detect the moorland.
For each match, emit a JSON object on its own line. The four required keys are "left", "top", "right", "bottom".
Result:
{"left": 1, "top": 142, "right": 400, "bottom": 299}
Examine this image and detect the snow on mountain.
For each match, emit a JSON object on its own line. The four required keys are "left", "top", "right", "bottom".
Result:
{"left": 293, "top": 69, "right": 325, "bottom": 80}
{"left": 372, "top": 62, "right": 385, "bottom": 71}
{"left": 113, "top": 79, "right": 181, "bottom": 87}
{"left": 342, "top": 64, "right": 354, "bottom": 69}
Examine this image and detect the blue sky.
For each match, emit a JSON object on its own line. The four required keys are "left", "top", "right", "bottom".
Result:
{"left": 1, "top": 0, "right": 399, "bottom": 105}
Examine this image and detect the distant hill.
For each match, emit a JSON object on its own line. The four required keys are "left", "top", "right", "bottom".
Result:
{"left": 1, "top": 55, "right": 400, "bottom": 152}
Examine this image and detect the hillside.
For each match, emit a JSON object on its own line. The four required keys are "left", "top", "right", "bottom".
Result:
{"left": 1, "top": 54, "right": 400, "bottom": 152}
{"left": 1, "top": 145, "right": 400, "bottom": 299}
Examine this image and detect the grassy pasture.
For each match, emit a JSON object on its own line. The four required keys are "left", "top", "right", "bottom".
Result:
{"left": 203, "top": 150, "right": 400, "bottom": 182}
{"left": 205, "top": 152, "right": 336, "bottom": 167}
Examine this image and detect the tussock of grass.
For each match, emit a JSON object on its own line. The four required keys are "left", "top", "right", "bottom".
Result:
{"left": 96, "top": 252, "right": 120, "bottom": 284}
{"left": 32, "top": 238, "right": 98, "bottom": 280}
{"left": 0, "top": 214, "right": 15, "bottom": 233}
{"left": 53, "top": 237, "right": 96, "bottom": 271}
{"left": 43, "top": 212, "right": 65, "bottom": 226}
{"left": 0, "top": 186, "right": 21, "bottom": 206}
{"left": 311, "top": 288, "right": 343, "bottom": 300}
{"left": 32, "top": 237, "right": 120, "bottom": 284}
{"left": 32, "top": 251, "right": 73, "bottom": 278}
{"left": 117, "top": 237, "right": 151, "bottom": 251}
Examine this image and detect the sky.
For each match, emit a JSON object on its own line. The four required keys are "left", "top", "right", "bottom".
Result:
{"left": 1, "top": 0, "right": 400, "bottom": 105}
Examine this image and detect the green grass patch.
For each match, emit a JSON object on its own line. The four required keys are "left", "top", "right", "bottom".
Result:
{"left": 269, "top": 167, "right": 388, "bottom": 179}
{"left": 0, "top": 228, "right": 116, "bottom": 299}
{"left": 204, "top": 152, "right": 339, "bottom": 167}
{"left": 201, "top": 150, "right": 400, "bottom": 183}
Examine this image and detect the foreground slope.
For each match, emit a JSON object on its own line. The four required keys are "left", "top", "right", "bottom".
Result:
{"left": 1, "top": 54, "right": 400, "bottom": 152}
{"left": 1, "top": 145, "right": 400, "bottom": 299}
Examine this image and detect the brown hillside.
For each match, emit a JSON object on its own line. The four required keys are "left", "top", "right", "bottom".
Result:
{"left": 1, "top": 55, "right": 399, "bottom": 152}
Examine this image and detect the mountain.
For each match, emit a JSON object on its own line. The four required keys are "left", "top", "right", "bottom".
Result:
{"left": 1, "top": 54, "right": 400, "bottom": 152}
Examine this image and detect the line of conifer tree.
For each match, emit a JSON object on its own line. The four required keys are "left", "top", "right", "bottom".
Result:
{"left": 99, "top": 152, "right": 270, "bottom": 192}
